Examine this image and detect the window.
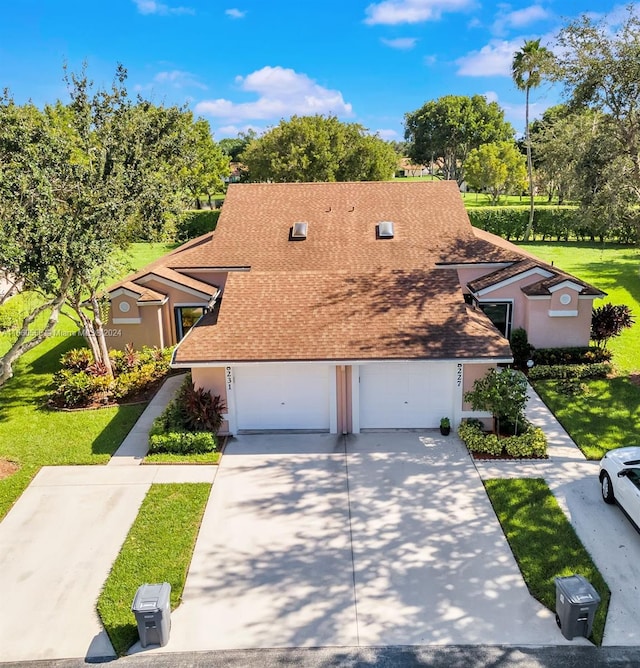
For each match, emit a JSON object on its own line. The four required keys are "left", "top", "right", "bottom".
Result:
{"left": 175, "top": 306, "right": 207, "bottom": 340}
{"left": 479, "top": 301, "right": 512, "bottom": 338}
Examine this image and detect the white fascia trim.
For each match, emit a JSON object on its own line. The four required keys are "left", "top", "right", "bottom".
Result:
{"left": 171, "top": 357, "right": 515, "bottom": 369}
{"left": 474, "top": 267, "right": 554, "bottom": 297}
{"left": 548, "top": 280, "right": 585, "bottom": 293}
{"left": 109, "top": 287, "right": 143, "bottom": 299}
{"left": 138, "top": 273, "right": 214, "bottom": 299}
{"left": 112, "top": 317, "right": 142, "bottom": 324}
{"left": 139, "top": 298, "right": 168, "bottom": 306}
{"left": 435, "top": 262, "right": 512, "bottom": 270}
{"left": 548, "top": 310, "right": 579, "bottom": 317}
{"left": 579, "top": 294, "right": 602, "bottom": 300}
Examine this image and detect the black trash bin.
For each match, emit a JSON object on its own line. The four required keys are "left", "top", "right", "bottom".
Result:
{"left": 555, "top": 574, "right": 600, "bottom": 640}
{"left": 131, "top": 582, "right": 171, "bottom": 648}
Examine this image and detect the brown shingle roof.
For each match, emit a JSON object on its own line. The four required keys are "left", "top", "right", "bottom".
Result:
{"left": 173, "top": 268, "right": 511, "bottom": 364}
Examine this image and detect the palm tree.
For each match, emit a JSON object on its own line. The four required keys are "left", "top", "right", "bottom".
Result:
{"left": 512, "top": 39, "right": 554, "bottom": 241}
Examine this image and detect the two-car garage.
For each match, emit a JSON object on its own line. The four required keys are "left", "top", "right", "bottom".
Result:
{"left": 228, "top": 361, "right": 458, "bottom": 434}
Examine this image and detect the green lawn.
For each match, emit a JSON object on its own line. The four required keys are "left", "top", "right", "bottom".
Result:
{"left": 534, "top": 377, "right": 640, "bottom": 460}
{"left": 463, "top": 194, "right": 561, "bottom": 208}
{"left": 484, "top": 478, "right": 610, "bottom": 645}
{"left": 0, "top": 242, "right": 173, "bottom": 520}
{"left": 521, "top": 242, "right": 640, "bottom": 373}
{"left": 97, "top": 483, "right": 211, "bottom": 655}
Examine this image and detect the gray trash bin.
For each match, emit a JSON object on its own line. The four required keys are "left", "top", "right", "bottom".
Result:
{"left": 555, "top": 574, "right": 600, "bottom": 640}
{"left": 131, "top": 582, "right": 171, "bottom": 648}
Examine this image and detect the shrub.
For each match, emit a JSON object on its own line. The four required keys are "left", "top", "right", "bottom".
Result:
{"left": 528, "top": 362, "right": 611, "bottom": 380}
{"left": 60, "top": 348, "right": 93, "bottom": 371}
{"left": 510, "top": 328, "right": 534, "bottom": 370}
{"left": 458, "top": 421, "right": 503, "bottom": 455}
{"left": 503, "top": 428, "right": 547, "bottom": 457}
{"left": 177, "top": 379, "right": 226, "bottom": 432}
{"left": 0, "top": 299, "right": 23, "bottom": 332}
{"left": 458, "top": 420, "right": 547, "bottom": 458}
{"left": 532, "top": 346, "right": 612, "bottom": 366}
{"left": 176, "top": 210, "right": 220, "bottom": 242}
{"left": 148, "top": 430, "right": 217, "bottom": 454}
{"left": 112, "top": 363, "right": 158, "bottom": 400}
{"left": 591, "top": 303, "right": 635, "bottom": 349}
{"left": 51, "top": 369, "right": 113, "bottom": 408}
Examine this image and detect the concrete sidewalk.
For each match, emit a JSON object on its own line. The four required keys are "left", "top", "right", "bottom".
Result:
{"left": 0, "top": 464, "right": 217, "bottom": 663}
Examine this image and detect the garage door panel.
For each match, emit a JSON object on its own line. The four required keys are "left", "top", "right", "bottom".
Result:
{"left": 359, "top": 363, "right": 454, "bottom": 429}
{"left": 234, "top": 365, "right": 331, "bottom": 431}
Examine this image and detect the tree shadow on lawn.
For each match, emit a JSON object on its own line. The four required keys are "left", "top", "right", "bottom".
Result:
{"left": 0, "top": 334, "right": 83, "bottom": 419}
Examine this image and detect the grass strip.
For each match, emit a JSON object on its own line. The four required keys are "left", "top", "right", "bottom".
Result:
{"left": 97, "top": 483, "right": 211, "bottom": 655}
{"left": 484, "top": 478, "right": 610, "bottom": 645}
{"left": 143, "top": 451, "right": 220, "bottom": 465}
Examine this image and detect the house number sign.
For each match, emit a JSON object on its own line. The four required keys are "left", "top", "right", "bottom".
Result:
{"left": 226, "top": 366, "right": 233, "bottom": 390}
{"left": 457, "top": 363, "right": 463, "bottom": 387}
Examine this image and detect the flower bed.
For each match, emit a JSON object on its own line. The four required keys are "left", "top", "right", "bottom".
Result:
{"left": 49, "top": 345, "right": 174, "bottom": 409}
{"left": 458, "top": 420, "right": 547, "bottom": 459}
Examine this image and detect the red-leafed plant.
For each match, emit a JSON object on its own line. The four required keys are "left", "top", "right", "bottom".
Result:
{"left": 591, "top": 303, "right": 635, "bottom": 348}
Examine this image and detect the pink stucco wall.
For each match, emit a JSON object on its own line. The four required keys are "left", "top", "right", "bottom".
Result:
{"left": 524, "top": 297, "right": 595, "bottom": 348}
{"left": 105, "top": 299, "right": 163, "bottom": 350}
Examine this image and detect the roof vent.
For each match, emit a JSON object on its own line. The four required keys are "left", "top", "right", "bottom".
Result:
{"left": 377, "top": 221, "right": 394, "bottom": 239}
{"left": 290, "top": 221, "right": 308, "bottom": 240}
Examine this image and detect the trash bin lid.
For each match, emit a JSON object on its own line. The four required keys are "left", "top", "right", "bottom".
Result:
{"left": 555, "top": 574, "right": 601, "bottom": 605}
{"left": 131, "top": 582, "right": 171, "bottom": 613}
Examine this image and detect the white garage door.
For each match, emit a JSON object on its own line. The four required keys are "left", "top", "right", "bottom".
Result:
{"left": 359, "top": 362, "right": 455, "bottom": 429}
{"left": 234, "top": 364, "right": 331, "bottom": 431}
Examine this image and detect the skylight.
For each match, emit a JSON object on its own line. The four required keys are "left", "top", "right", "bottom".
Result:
{"left": 377, "top": 221, "right": 394, "bottom": 239}
{"left": 291, "top": 221, "right": 308, "bottom": 240}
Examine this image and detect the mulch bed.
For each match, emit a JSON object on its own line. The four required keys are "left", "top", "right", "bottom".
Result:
{"left": 472, "top": 451, "right": 548, "bottom": 461}
{"left": 630, "top": 373, "right": 640, "bottom": 387}
{"left": 0, "top": 459, "right": 20, "bottom": 481}
{"left": 47, "top": 377, "right": 168, "bottom": 412}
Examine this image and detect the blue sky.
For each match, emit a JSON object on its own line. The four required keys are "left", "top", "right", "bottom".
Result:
{"left": 0, "top": 0, "right": 630, "bottom": 140}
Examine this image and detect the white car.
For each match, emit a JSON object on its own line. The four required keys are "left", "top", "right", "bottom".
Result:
{"left": 599, "top": 446, "right": 640, "bottom": 528}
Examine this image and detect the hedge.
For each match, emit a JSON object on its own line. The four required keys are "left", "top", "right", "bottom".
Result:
{"left": 467, "top": 206, "right": 639, "bottom": 243}
{"left": 532, "top": 346, "right": 612, "bottom": 366}
{"left": 528, "top": 362, "right": 612, "bottom": 380}
{"left": 148, "top": 430, "right": 217, "bottom": 454}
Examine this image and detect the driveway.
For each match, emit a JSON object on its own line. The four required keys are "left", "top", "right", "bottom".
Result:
{"left": 139, "top": 432, "right": 581, "bottom": 654}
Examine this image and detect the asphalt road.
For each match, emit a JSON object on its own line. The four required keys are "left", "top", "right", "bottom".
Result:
{"left": 4, "top": 645, "right": 640, "bottom": 668}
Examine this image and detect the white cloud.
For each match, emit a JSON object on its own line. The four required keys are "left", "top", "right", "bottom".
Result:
{"left": 375, "top": 128, "right": 400, "bottom": 139}
{"left": 493, "top": 5, "right": 549, "bottom": 35}
{"left": 364, "top": 0, "right": 473, "bottom": 25}
{"left": 225, "top": 8, "right": 246, "bottom": 19}
{"left": 381, "top": 37, "right": 418, "bottom": 49}
{"left": 456, "top": 39, "right": 522, "bottom": 76}
{"left": 132, "top": 0, "right": 194, "bottom": 15}
{"left": 423, "top": 54, "right": 437, "bottom": 66}
{"left": 194, "top": 66, "right": 353, "bottom": 121}
{"left": 483, "top": 90, "right": 499, "bottom": 103}
{"left": 153, "top": 70, "right": 207, "bottom": 89}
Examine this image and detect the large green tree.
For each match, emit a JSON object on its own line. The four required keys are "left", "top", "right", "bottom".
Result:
{"left": 240, "top": 115, "right": 397, "bottom": 182}
{"left": 512, "top": 39, "right": 554, "bottom": 240}
{"left": 553, "top": 7, "right": 640, "bottom": 237}
{"left": 404, "top": 94, "right": 514, "bottom": 185}
{"left": 464, "top": 141, "right": 527, "bottom": 205}
{"left": 0, "top": 67, "right": 205, "bottom": 384}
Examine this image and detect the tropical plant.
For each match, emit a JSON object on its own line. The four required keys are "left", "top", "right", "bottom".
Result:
{"left": 512, "top": 39, "right": 555, "bottom": 240}
{"left": 590, "top": 303, "right": 635, "bottom": 348}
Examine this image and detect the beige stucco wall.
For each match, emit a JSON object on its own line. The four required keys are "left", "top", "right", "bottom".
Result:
{"left": 191, "top": 367, "right": 229, "bottom": 435}
{"left": 105, "top": 299, "right": 163, "bottom": 350}
{"left": 181, "top": 271, "right": 228, "bottom": 292}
